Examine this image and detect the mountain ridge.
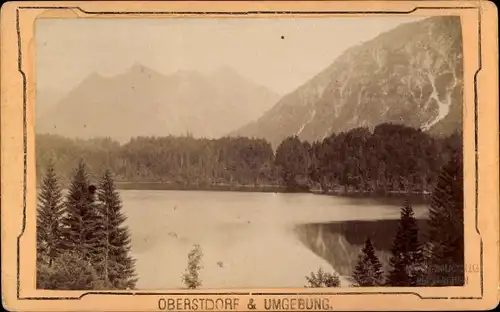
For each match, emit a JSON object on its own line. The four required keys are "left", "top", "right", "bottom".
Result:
{"left": 233, "top": 16, "right": 463, "bottom": 147}
{"left": 36, "top": 64, "right": 280, "bottom": 141}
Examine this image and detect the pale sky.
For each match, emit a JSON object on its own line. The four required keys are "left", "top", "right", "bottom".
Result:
{"left": 36, "top": 16, "right": 424, "bottom": 96}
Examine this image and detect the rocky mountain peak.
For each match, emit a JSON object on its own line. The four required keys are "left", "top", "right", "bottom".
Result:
{"left": 233, "top": 16, "right": 463, "bottom": 148}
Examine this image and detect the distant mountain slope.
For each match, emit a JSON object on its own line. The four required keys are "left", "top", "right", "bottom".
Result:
{"left": 36, "top": 64, "right": 280, "bottom": 141}
{"left": 234, "top": 16, "right": 463, "bottom": 147}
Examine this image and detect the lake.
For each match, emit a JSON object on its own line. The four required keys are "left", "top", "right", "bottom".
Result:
{"left": 121, "top": 190, "right": 428, "bottom": 289}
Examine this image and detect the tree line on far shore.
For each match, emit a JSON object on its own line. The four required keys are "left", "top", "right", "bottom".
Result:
{"left": 277, "top": 124, "right": 461, "bottom": 194}
{"left": 36, "top": 123, "right": 460, "bottom": 195}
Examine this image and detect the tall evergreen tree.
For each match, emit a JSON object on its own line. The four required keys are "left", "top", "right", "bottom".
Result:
{"left": 60, "top": 161, "right": 103, "bottom": 262}
{"left": 426, "top": 147, "right": 464, "bottom": 286}
{"left": 387, "top": 200, "right": 424, "bottom": 286}
{"left": 36, "top": 160, "right": 65, "bottom": 267}
{"left": 97, "top": 169, "right": 137, "bottom": 289}
{"left": 352, "top": 238, "right": 384, "bottom": 286}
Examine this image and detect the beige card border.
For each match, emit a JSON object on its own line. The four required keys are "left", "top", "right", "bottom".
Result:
{"left": 1, "top": 1, "right": 499, "bottom": 311}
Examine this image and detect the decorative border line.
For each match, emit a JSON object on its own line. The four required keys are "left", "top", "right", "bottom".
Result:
{"left": 15, "top": 4, "right": 482, "bottom": 301}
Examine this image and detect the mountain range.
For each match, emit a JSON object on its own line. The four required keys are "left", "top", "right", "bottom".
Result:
{"left": 233, "top": 16, "right": 463, "bottom": 147}
{"left": 37, "top": 16, "right": 463, "bottom": 147}
{"left": 36, "top": 65, "right": 280, "bottom": 141}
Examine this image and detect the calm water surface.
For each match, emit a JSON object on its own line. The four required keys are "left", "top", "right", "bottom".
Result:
{"left": 121, "top": 190, "right": 427, "bottom": 289}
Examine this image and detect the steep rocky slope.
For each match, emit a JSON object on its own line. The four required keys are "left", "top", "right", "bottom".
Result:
{"left": 234, "top": 16, "right": 463, "bottom": 147}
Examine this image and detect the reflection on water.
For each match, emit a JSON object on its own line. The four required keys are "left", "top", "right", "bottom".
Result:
{"left": 121, "top": 190, "right": 428, "bottom": 289}
{"left": 293, "top": 219, "right": 429, "bottom": 277}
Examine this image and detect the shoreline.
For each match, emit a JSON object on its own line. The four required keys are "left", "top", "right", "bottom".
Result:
{"left": 112, "top": 182, "right": 431, "bottom": 202}
{"left": 37, "top": 181, "right": 432, "bottom": 203}
{"left": 114, "top": 182, "right": 286, "bottom": 193}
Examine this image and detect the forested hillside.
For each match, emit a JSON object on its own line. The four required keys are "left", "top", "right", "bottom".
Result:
{"left": 36, "top": 123, "right": 461, "bottom": 194}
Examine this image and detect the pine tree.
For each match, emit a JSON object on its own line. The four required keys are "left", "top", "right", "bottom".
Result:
{"left": 97, "top": 169, "right": 137, "bottom": 289}
{"left": 426, "top": 148, "right": 464, "bottom": 286}
{"left": 352, "top": 238, "right": 384, "bottom": 286}
{"left": 60, "top": 161, "right": 103, "bottom": 262}
{"left": 36, "top": 160, "right": 65, "bottom": 267}
{"left": 386, "top": 200, "right": 424, "bottom": 286}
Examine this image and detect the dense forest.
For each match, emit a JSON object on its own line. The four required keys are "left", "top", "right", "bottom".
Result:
{"left": 36, "top": 134, "right": 277, "bottom": 187}
{"left": 276, "top": 124, "right": 461, "bottom": 193}
{"left": 36, "top": 123, "right": 461, "bottom": 194}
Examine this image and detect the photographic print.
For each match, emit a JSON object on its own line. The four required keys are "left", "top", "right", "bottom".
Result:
{"left": 35, "top": 14, "right": 466, "bottom": 290}
{"left": 1, "top": 1, "right": 498, "bottom": 311}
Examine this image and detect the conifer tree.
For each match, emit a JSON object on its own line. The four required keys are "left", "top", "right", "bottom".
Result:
{"left": 387, "top": 200, "right": 424, "bottom": 286}
{"left": 60, "top": 161, "right": 103, "bottom": 262}
{"left": 426, "top": 147, "right": 464, "bottom": 286}
{"left": 36, "top": 160, "right": 65, "bottom": 267}
{"left": 352, "top": 238, "right": 384, "bottom": 286}
{"left": 97, "top": 169, "right": 137, "bottom": 289}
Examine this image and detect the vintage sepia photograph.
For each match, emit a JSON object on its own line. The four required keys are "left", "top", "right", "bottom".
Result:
{"left": 34, "top": 14, "right": 465, "bottom": 290}
{"left": 1, "top": 1, "right": 499, "bottom": 311}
